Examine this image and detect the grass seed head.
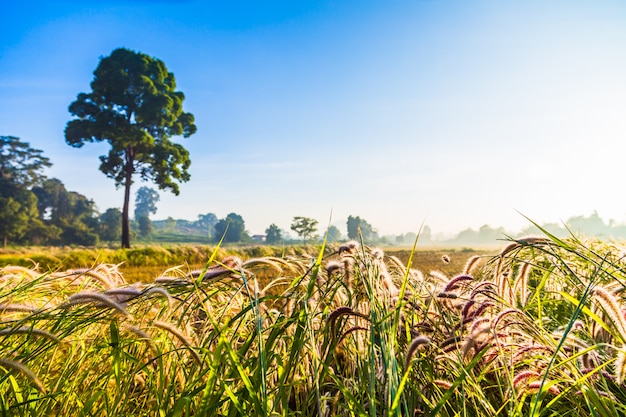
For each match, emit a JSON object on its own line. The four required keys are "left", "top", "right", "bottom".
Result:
{"left": 593, "top": 286, "right": 626, "bottom": 342}
{"left": 338, "top": 241, "right": 359, "bottom": 255}
{"left": 0, "top": 357, "right": 46, "bottom": 394}
{"left": 463, "top": 255, "right": 482, "bottom": 275}
{"left": 443, "top": 275, "right": 473, "bottom": 292}
{"left": 615, "top": 346, "right": 626, "bottom": 383}
{"left": 0, "top": 326, "right": 61, "bottom": 344}
{"left": 63, "top": 292, "right": 131, "bottom": 318}
{"left": 404, "top": 335, "right": 431, "bottom": 369}
{"left": 152, "top": 320, "right": 202, "bottom": 364}
{"left": 512, "top": 370, "right": 541, "bottom": 390}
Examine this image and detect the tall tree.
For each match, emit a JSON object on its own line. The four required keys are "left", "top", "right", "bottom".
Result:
{"left": 290, "top": 216, "right": 318, "bottom": 244}
{"left": 0, "top": 136, "right": 51, "bottom": 247}
{"left": 65, "top": 48, "right": 197, "bottom": 248}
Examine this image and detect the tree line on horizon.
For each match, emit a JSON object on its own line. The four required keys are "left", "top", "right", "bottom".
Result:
{"left": 0, "top": 137, "right": 382, "bottom": 248}
{"left": 1, "top": 135, "right": 623, "bottom": 248}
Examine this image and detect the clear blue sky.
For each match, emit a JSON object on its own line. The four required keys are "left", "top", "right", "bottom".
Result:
{"left": 2, "top": 0, "right": 626, "bottom": 238}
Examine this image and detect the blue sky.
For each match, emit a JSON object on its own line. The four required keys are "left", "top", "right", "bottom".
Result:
{"left": 2, "top": 1, "right": 626, "bottom": 239}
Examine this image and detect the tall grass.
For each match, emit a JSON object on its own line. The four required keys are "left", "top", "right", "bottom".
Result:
{"left": 1, "top": 233, "right": 626, "bottom": 415}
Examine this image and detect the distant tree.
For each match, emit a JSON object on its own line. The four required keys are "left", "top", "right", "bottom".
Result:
{"left": 290, "top": 216, "right": 318, "bottom": 244}
{"left": 134, "top": 186, "right": 159, "bottom": 220}
{"left": 0, "top": 136, "right": 51, "bottom": 247}
{"left": 137, "top": 214, "right": 153, "bottom": 237}
{"left": 165, "top": 216, "right": 177, "bottom": 233}
{"left": 346, "top": 215, "right": 377, "bottom": 241}
{"left": 196, "top": 213, "right": 218, "bottom": 239}
{"left": 32, "top": 179, "right": 100, "bottom": 245}
{"left": 404, "top": 232, "right": 418, "bottom": 245}
{"left": 65, "top": 48, "right": 197, "bottom": 248}
{"left": 0, "top": 193, "right": 38, "bottom": 247}
{"left": 214, "top": 213, "right": 247, "bottom": 243}
{"left": 265, "top": 223, "right": 282, "bottom": 244}
{"left": 134, "top": 186, "right": 159, "bottom": 237}
{"left": 100, "top": 208, "right": 122, "bottom": 241}
{"left": 0, "top": 136, "right": 51, "bottom": 188}
{"left": 567, "top": 211, "right": 610, "bottom": 237}
{"left": 32, "top": 178, "right": 65, "bottom": 222}
{"left": 326, "top": 225, "right": 342, "bottom": 242}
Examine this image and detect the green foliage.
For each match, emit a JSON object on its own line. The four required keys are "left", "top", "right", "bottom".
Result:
{"left": 31, "top": 178, "right": 100, "bottom": 246}
{"left": 0, "top": 136, "right": 52, "bottom": 247}
{"left": 265, "top": 223, "right": 282, "bottom": 244}
{"left": 99, "top": 208, "right": 122, "bottom": 242}
{"left": 214, "top": 213, "right": 248, "bottom": 243}
{"left": 0, "top": 193, "right": 38, "bottom": 247}
{"left": 346, "top": 215, "right": 377, "bottom": 241}
{"left": 65, "top": 47, "right": 197, "bottom": 248}
{"left": 326, "top": 225, "right": 342, "bottom": 242}
{"left": 290, "top": 216, "right": 318, "bottom": 244}
{"left": 0, "top": 136, "right": 51, "bottom": 188}
{"left": 134, "top": 186, "right": 159, "bottom": 220}
{"left": 136, "top": 215, "right": 153, "bottom": 237}
{"left": 195, "top": 213, "right": 218, "bottom": 240}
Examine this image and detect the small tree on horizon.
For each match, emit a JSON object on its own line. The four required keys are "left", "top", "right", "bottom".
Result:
{"left": 196, "top": 212, "right": 218, "bottom": 240}
{"left": 326, "top": 225, "right": 342, "bottom": 242}
{"left": 134, "top": 186, "right": 160, "bottom": 220}
{"left": 347, "top": 215, "right": 377, "bottom": 242}
{"left": 214, "top": 213, "right": 247, "bottom": 243}
{"left": 265, "top": 223, "right": 282, "bottom": 244}
{"left": 290, "top": 216, "right": 318, "bottom": 244}
{"left": 134, "top": 186, "right": 159, "bottom": 237}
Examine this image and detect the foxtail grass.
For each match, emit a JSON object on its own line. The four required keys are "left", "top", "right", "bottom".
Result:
{"left": 2, "top": 231, "right": 626, "bottom": 415}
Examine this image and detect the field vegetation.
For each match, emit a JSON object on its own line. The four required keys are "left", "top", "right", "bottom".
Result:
{"left": 1, "top": 231, "right": 626, "bottom": 415}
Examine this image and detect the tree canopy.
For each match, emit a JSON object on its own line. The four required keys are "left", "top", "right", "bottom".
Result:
{"left": 32, "top": 178, "right": 100, "bottom": 245}
{"left": 347, "top": 215, "right": 377, "bottom": 242}
{"left": 0, "top": 136, "right": 51, "bottom": 247}
{"left": 290, "top": 216, "right": 318, "bottom": 244}
{"left": 99, "top": 208, "right": 122, "bottom": 242}
{"left": 196, "top": 213, "right": 218, "bottom": 240}
{"left": 214, "top": 213, "right": 248, "bottom": 243}
{"left": 134, "top": 186, "right": 159, "bottom": 219}
{"left": 265, "top": 223, "right": 282, "bottom": 244}
{"left": 0, "top": 136, "right": 51, "bottom": 189}
{"left": 65, "top": 48, "right": 197, "bottom": 248}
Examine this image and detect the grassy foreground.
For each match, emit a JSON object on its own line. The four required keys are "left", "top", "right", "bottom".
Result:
{"left": 1, "top": 234, "right": 626, "bottom": 416}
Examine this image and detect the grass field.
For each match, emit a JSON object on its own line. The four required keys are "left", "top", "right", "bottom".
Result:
{"left": 1, "top": 234, "right": 625, "bottom": 416}
{"left": 0, "top": 244, "right": 489, "bottom": 283}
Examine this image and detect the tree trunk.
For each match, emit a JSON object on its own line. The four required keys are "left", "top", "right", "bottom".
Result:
{"left": 122, "top": 181, "right": 131, "bottom": 248}
{"left": 121, "top": 149, "right": 134, "bottom": 248}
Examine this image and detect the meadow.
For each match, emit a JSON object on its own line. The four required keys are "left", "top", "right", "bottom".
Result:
{"left": 0, "top": 233, "right": 625, "bottom": 416}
